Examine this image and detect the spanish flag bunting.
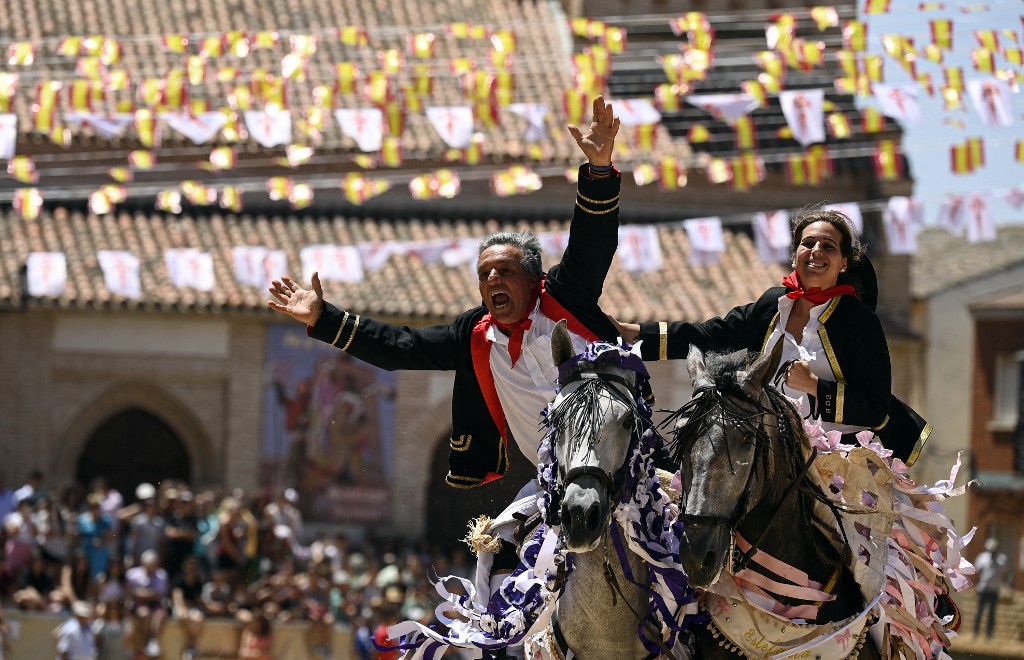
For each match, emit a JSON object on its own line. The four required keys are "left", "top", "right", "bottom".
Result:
{"left": 7, "top": 156, "right": 37, "bottom": 183}
{"left": 89, "top": 188, "right": 116, "bottom": 215}
{"left": 740, "top": 80, "right": 768, "bottom": 108}
{"left": 919, "top": 2, "right": 945, "bottom": 9}
{"left": 625, "top": 163, "right": 654, "bottom": 187}
{"left": 13, "top": 188, "right": 43, "bottom": 220}
{"left": 733, "top": 116, "right": 756, "bottom": 150}
{"left": 786, "top": 154, "right": 809, "bottom": 185}
{"left": 995, "top": 69, "right": 1017, "bottom": 87}
{"left": 206, "top": 146, "right": 236, "bottom": 171}
{"left": 574, "top": 70, "right": 604, "bottom": 97}
{"left": 941, "top": 86, "right": 963, "bottom": 110}
{"left": 336, "top": 63, "right": 360, "bottom": 94}
{"left": 75, "top": 57, "right": 102, "bottom": 80}
{"left": 491, "top": 165, "right": 542, "bottom": 197}
{"left": 297, "top": 106, "right": 326, "bottom": 140}
{"left": 972, "top": 48, "right": 995, "bottom": 73}
{"left": 943, "top": 117, "right": 966, "bottom": 129}
{"left": 338, "top": 26, "right": 367, "bottom": 47}
{"left": 281, "top": 53, "right": 307, "bottom": 81}
{"left": 833, "top": 50, "right": 856, "bottom": 78}
{"left": 634, "top": 124, "right": 657, "bottom": 151}
{"left": 67, "top": 80, "right": 100, "bottom": 110}
{"left": 776, "top": 126, "right": 794, "bottom": 139}
{"left": 354, "top": 154, "right": 377, "bottom": 169}
{"left": 128, "top": 150, "right": 155, "bottom": 169}
{"left": 873, "top": 140, "right": 902, "bottom": 180}
{"left": 975, "top": 30, "right": 1000, "bottom": 51}
{"left": 491, "top": 30, "right": 516, "bottom": 55}
{"left": 765, "top": 14, "right": 796, "bottom": 51}
{"left": 365, "top": 72, "right": 392, "bottom": 106}
{"left": 100, "top": 184, "right": 128, "bottom": 204}
{"left": 155, "top": 189, "right": 182, "bottom": 213}
{"left": 650, "top": 84, "right": 681, "bottom": 112}
{"left": 0, "top": 73, "right": 17, "bottom": 112}
{"left": 490, "top": 49, "right": 512, "bottom": 71}
{"left": 585, "top": 20, "right": 607, "bottom": 39}
{"left": 162, "top": 35, "right": 188, "bottom": 53}
{"left": 603, "top": 27, "right": 627, "bottom": 53}
{"left": 444, "top": 138, "right": 485, "bottom": 165}
{"left": 658, "top": 54, "right": 684, "bottom": 84}
{"left": 135, "top": 109, "right": 158, "bottom": 147}
{"left": 706, "top": 158, "right": 732, "bottom": 184}
{"left": 808, "top": 145, "right": 832, "bottom": 182}
{"left": 950, "top": 143, "right": 973, "bottom": 173}
{"left": 753, "top": 51, "right": 783, "bottom": 78}
{"left": 930, "top": 19, "right": 953, "bottom": 50}
{"left": 797, "top": 40, "right": 826, "bottom": 70}
{"left": 58, "top": 37, "right": 83, "bottom": 56}
{"left": 100, "top": 39, "right": 121, "bottom": 66}
{"left": 473, "top": 98, "right": 500, "bottom": 129}
{"left": 181, "top": 180, "right": 216, "bottom": 205}
{"left": 732, "top": 152, "right": 765, "bottom": 191}
{"left": 380, "top": 49, "right": 404, "bottom": 75}
{"left": 109, "top": 167, "right": 132, "bottom": 183}
{"left": 255, "top": 76, "right": 286, "bottom": 110}
{"left": 967, "top": 137, "right": 984, "bottom": 169}
{"left": 290, "top": 34, "right": 318, "bottom": 57}
{"left": 410, "top": 169, "right": 460, "bottom": 200}
{"left": 138, "top": 78, "right": 165, "bottom": 107}
{"left": 225, "top": 31, "right": 250, "bottom": 58}
{"left": 33, "top": 82, "right": 62, "bottom": 133}
{"left": 220, "top": 186, "right": 244, "bottom": 212}
{"left": 1016, "top": 140, "right": 1024, "bottom": 163}
{"left": 923, "top": 44, "right": 944, "bottom": 64}
{"left": 8, "top": 42, "right": 35, "bottom": 66}
{"left": 688, "top": 124, "right": 710, "bottom": 143}
{"left": 253, "top": 31, "right": 280, "bottom": 49}
{"left": 808, "top": 6, "right": 838, "bottom": 31}
{"left": 669, "top": 12, "right": 709, "bottom": 37}
{"left": 340, "top": 173, "right": 390, "bottom": 205}
{"left": 494, "top": 71, "right": 513, "bottom": 106}
{"left": 383, "top": 101, "right": 406, "bottom": 135}
{"left": 587, "top": 46, "right": 612, "bottom": 77}
{"left": 447, "top": 22, "right": 472, "bottom": 38}
{"left": 402, "top": 89, "right": 424, "bottom": 114}
{"left": 186, "top": 56, "right": 207, "bottom": 85}
{"left": 658, "top": 157, "right": 687, "bottom": 190}
{"left": 266, "top": 176, "right": 293, "bottom": 201}
{"left": 526, "top": 143, "right": 547, "bottom": 161}
{"left": 213, "top": 66, "right": 239, "bottom": 82}
{"left": 408, "top": 33, "right": 436, "bottom": 59}
{"left": 944, "top": 66, "right": 964, "bottom": 93}
{"left": 864, "top": 0, "right": 890, "bottom": 14}
{"left": 863, "top": 55, "right": 884, "bottom": 82}
{"left": 827, "top": 112, "right": 852, "bottom": 139}
{"left": 450, "top": 58, "right": 476, "bottom": 76}
{"left": 1004, "top": 48, "right": 1023, "bottom": 66}
{"left": 1001, "top": 28, "right": 1019, "bottom": 44}
{"left": 564, "top": 89, "right": 587, "bottom": 126}
{"left": 199, "top": 36, "right": 224, "bottom": 59}
{"left": 288, "top": 184, "right": 314, "bottom": 210}
{"left": 229, "top": 86, "right": 253, "bottom": 111}
{"left": 80, "top": 36, "right": 104, "bottom": 57}
{"left": 164, "top": 76, "right": 189, "bottom": 110}
{"left": 570, "top": 18, "right": 593, "bottom": 38}
{"left": 380, "top": 137, "right": 402, "bottom": 167}
{"left": 312, "top": 84, "right": 336, "bottom": 110}
{"left": 843, "top": 21, "right": 867, "bottom": 52}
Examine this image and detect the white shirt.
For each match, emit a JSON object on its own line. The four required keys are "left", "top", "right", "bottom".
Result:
{"left": 487, "top": 300, "right": 590, "bottom": 466}
{"left": 766, "top": 294, "right": 865, "bottom": 435}
{"left": 55, "top": 617, "right": 97, "bottom": 659}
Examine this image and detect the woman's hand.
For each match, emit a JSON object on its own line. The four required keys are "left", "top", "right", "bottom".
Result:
{"left": 607, "top": 314, "right": 640, "bottom": 344}
{"left": 268, "top": 273, "right": 324, "bottom": 326}
{"left": 784, "top": 360, "right": 819, "bottom": 395}
{"left": 568, "top": 95, "right": 620, "bottom": 167}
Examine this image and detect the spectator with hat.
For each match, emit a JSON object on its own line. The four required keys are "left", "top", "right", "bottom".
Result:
{"left": 53, "top": 600, "right": 96, "bottom": 660}
{"left": 125, "top": 549, "right": 168, "bottom": 658}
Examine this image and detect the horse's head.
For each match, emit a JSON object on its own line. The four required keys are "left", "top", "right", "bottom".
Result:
{"left": 547, "top": 321, "right": 645, "bottom": 553}
{"left": 668, "top": 341, "right": 783, "bottom": 588}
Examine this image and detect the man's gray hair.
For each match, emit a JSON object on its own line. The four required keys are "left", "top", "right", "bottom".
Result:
{"left": 478, "top": 231, "right": 543, "bottom": 278}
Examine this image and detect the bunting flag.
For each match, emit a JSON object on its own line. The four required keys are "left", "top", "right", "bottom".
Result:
{"left": 883, "top": 196, "right": 923, "bottom": 254}
{"left": 231, "top": 246, "right": 287, "bottom": 288}
{"left": 108, "top": 167, "right": 132, "bottom": 182}
{"left": 7, "top": 156, "right": 37, "bottom": 183}
{"left": 409, "top": 169, "right": 460, "bottom": 200}
{"left": 929, "top": 20, "right": 953, "bottom": 51}
{"left": 617, "top": 226, "right": 663, "bottom": 273}
{"left": 614, "top": 98, "right": 661, "bottom": 126}
{"left": 97, "top": 250, "right": 142, "bottom": 299}
{"left": 733, "top": 116, "right": 756, "bottom": 149}
{"left": 338, "top": 26, "right": 368, "bottom": 47}
{"left": 380, "top": 137, "right": 402, "bottom": 167}
{"left": 64, "top": 112, "right": 134, "bottom": 139}
{"left": 279, "top": 144, "right": 314, "bottom": 168}
{"left": 155, "top": 189, "right": 182, "bottom": 213}
{"left": 731, "top": 152, "right": 765, "bottom": 191}
{"left": 864, "top": 0, "right": 890, "bottom": 14}
{"left": 164, "top": 248, "right": 216, "bottom": 291}
{"left": 685, "top": 92, "right": 759, "bottom": 124}
{"left": 975, "top": 29, "right": 1000, "bottom": 51}
{"left": 0, "top": 114, "right": 16, "bottom": 159}
{"left": 658, "top": 157, "right": 687, "bottom": 190}
{"left": 507, "top": 102, "right": 548, "bottom": 142}
{"left": 128, "top": 150, "right": 155, "bottom": 169}
{"left": 922, "top": 44, "right": 944, "bottom": 64}
{"left": 300, "top": 245, "right": 364, "bottom": 283}
{"left": 705, "top": 158, "right": 732, "bottom": 184}
{"left": 740, "top": 80, "right": 767, "bottom": 108}
{"left": 67, "top": 79, "right": 102, "bottom": 109}
{"left": 950, "top": 143, "right": 974, "bottom": 174}
{"left": 810, "top": 6, "right": 839, "bottom": 30}
{"left": 205, "top": 146, "right": 236, "bottom": 171}
{"left": 491, "top": 165, "right": 542, "bottom": 197}
{"left": 963, "top": 194, "right": 995, "bottom": 243}
{"left": 632, "top": 163, "right": 658, "bottom": 186}
{"left": 163, "top": 110, "right": 229, "bottom": 143}
{"left": 917, "top": 72, "right": 935, "bottom": 96}
{"left": 765, "top": 14, "right": 796, "bottom": 51}
{"left": 779, "top": 89, "right": 825, "bottom": 146}
{"left": 753, "top": 210, "right": 791, "bottom": 263}
{"left": 425, "top": 105, "right": 474, "bottom": 148}
{"left": 340, "top": 173, "right": 391, "bottom": 205}
{"left": 220, "top": 186, "right": 244, "bottom": 212}
{"left": 967, "top": 137, "right": 985, "bottom": 169}
{"left": 633, "top": 124, "right": 657, "bottom": 151}
{"left": 1016, "top": 140, "right": 1024, "bottom": 164}
{"left": 0, "top": 73, "right": 17, "bottom": 112}
{"left": 688, "top": 124, "right": 710, "bottom": 143}
{"left": 965, "top": 78, "right": 1014, "bottom": 127}
{"left": 873, "top": 84, "right": 922, "bottom": 123}
{"left": 683, "top": 217, "right": 725, "bottom": 266}
{"left": 180, "top": 180, "right": 215, "bottom": 206}
{"left": 823, "top": 203, "right": 864, "bottom": 235}
{"left": 7, "top": 42, "right": 35, "bottom": 66}
{"left": 862, "top": 106, "right": 886, "bottom": 133}
{"left": 827, "top": 112, "right": 852, "bottom": 139}
{"left": 603, "top": 27, "right": 627, "bottom": 53}
{"left": 872, "top": 139, "right": 905, "bottom": 180}
{"left": 334, "top": 107, "right": 384, "bottom": 152}
{"left": 843, "top": 21, "right": 868, "bottom": 52}
{"left": 26, "top": 252, "right": 67, "bottom": 297}
{"left": 13, "top": 188, "right": 43, "bottom": 220}
{"left": 936, "top": 195, "right": 965, "bottom": 234}
{"left": 244, "top": 108, "right": 292, "bottom": 147}
{"left": 1005, "top": 48, "right": 1023, "bottom": 66}
{"left": 33, "top": 81, "right": 62, "bottom": 133}
{"left": 972, "top": 48, "right": 996, "bottom": 73}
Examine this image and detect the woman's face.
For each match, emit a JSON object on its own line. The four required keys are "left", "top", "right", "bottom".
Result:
{"left": 794, "top": 221, "right": 848, "bottom": 290}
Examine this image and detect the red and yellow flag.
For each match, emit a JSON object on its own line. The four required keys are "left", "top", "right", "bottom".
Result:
{"left": 338, "top": 27, "right": 367, "bottom": 47}
{"left": 220, "top": 186, "right": 244, "bottom": 213}
{"left": 950, "top": 143, "right": 973, "bottom": 173}
{"left": 1015, "top": 140, "right": 1024, "bottom": 164}
{"left": 13, "top": 188, "right": 43, "bottom": 220}
{"left": 864, "top": 0, "right": 890, "bottom": 14}
{"left": 409, "top": 33, "right": 436, "bottom": 59}
{"left": 827, "top": 112, "right": 852, "bottom": 139}
{"left": 733, "top": 116, "right": 756, "bottom": 150}
{"left": 7, "top": 156, "right": 37, "bottom": 183}
{"left": 843, "top": 21, "right": 867, "bottom": 52}
{"left": 873, "top": 140, "right": 903, "bottom": 180}
{"left": 658, "top": 157, "right": 687, "bottom": 190}
{"left": 603, "top": 27, "right": 627, "bottom": 53}
{"left": 380, "top": 137, "right": 402, "bottom": 167}
{"left": 967, "top": 137, "right": 985, "bottom": 169}
{"left": 33, "top": 81, "right": 62, "bottom": 133}
{"left": 253, "top": 31, "right": 280, "bottom": 49}
{"left": 862, "top": 107, "right": 886, "bottom": 133}
{"left": 810, "top": 6, "right": 839, "bottom": 31}
{"left": 688, "top": 124, "right": 710, "bottom": 143}
{"left": 731, "top": 152, "right": 765, "bottom": 191}
{"left": 7, "top": 42, "right": 35, "bottom": 66}
{"left": 931, "top": 20, "right": 953, "bottom": 50}
{"left": 972, "top": 49, "right": 995, "bottom": 73}
{"left": 975, "top": 30, "right": 1000, "bottom": 51}
{"left": 0, "top": 73, "right": 18, "bottom": 111}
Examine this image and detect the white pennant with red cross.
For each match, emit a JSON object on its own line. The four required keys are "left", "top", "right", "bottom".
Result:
{"left": 779, "top": 89, "right": 825, "bottom": 146}
{"left": 872, "top": 84, "right": 922, "bottom": 123}
{"left": 231, "top": 246, "right": 287, "bottom": 288}
{"left": 612, "top": 98, "right": 662, "bottom": 126}
{"left": 823, "top": 203, "right": 864, "bottom": 236}
{"left": 538, "top": 230, "right": 570, "bottom": 258}
{"left": 0, "top": 113, "right": 15, "bottom": 159}
{"left": 244, "top": 108, "right": 293, "bottom": 148}
{"left": 965, "top": 77, "right": 1014, "bottom": 128}
{"left": 300, "top": 245, "right": 364, "bottom": 283}
{"left": 963, "top": 193, "right": 996, "bottom": 243}
{"left": 617, "top": 225, "right": 663, "bottom": 272}
{"left": 335, "top": 108, "right": 384, "bottom": 152}
{"left": 752, "top": 210, "right": 792, "bottom": 264}
{"left": 883, "top": 197, "right": 923, "bottom": 255}
{"left": 97, "top": 250, "right": 142, "bottom": 299}
{"left": 426, "top": 105, "right": 474, "bottom": 148}
{"left": 164, "top": 248, "right": 215, "bottom": 291}
{"left": 683, "top": 217, "right": 725, "bottom": 266}
{"left": 64, "top": 112, "right": 134, "bottom": 139}
{"left": 26, "top": 251, "right": 67, "bottom": 297}
{"left": 163, "top": 111, "right": 229, "bottom": 144}
{"left": 508, "top": 102, "right": 549, "bottom": 142}
{"left": 685, "top": 93, "right": 760, "bottom": 124}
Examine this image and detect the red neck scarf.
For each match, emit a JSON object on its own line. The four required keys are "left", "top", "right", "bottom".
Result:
{"left": 487, "top": 289, "right": 540, "bottom": 367}
{"left": 782, "top": 271, "right": 856, "bottom": 306}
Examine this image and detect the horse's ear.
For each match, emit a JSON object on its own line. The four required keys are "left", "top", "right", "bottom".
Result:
{"left": 551, "top": 319, "right": 574, "bottom": 367}
{"left": 746, "top": 340, "right": 784, "bottom": 392}
{"left": 686, "top": 345, "right": 708, "bottom": 385}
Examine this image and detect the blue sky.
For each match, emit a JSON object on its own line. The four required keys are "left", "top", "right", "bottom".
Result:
{"left": 860, "top": 2, "right": 1023, "bottom": 225}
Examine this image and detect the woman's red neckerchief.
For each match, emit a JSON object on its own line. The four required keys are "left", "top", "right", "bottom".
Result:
{"left": 782, "top": 271, "right": 856, "bottom": 306}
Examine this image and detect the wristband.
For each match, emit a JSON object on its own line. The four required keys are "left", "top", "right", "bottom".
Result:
{"left": 588, "top": 163, "right": 614, "bottom": 173}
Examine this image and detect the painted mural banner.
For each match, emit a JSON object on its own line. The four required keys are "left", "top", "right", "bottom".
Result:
{"left": 262, "top": 324, "right": 397, "bottom": 522}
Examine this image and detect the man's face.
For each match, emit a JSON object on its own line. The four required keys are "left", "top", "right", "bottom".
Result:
{"left": 477, "top": 244, "right": 539, "bottom": 325}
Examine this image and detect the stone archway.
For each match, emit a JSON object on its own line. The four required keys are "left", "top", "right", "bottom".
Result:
{"left": 54, "top": 382, "right": 217, "bottom": 492}
{"left": 76, "top": 408, "right": 191, "bottom": 499}
{"left": 424, "top": 433, "right": 538, "bottom": 554}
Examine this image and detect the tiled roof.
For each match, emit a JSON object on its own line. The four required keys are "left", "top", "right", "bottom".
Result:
{"left": 0, "top": 204, "right": 785, "bottom": 323}
{"left": 911, "top": 226, "right": 1024, "bottom": 299}
{"left": 2, "top": 0, "right": 687, "bottom": 168}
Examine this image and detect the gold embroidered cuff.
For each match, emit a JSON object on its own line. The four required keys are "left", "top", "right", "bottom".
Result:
{"left": 906, "top": 423, "right": 932, "bottom": 467}
{"left": 576, "top": 191, "right": 620, "bottom": 205}
{"left": 445, "top": 474, "right": 483, "bottom": 489}
{"left": 835, "top": 383, "right": 845, "bottom": 424}
{"left": 449, "top": 434, "right": 472, "bottom": 451}
{"left": 340, "top": 315, "right": 360, "bottom": 351}
{"left": 575, "top": 201, "right": 619, "bottom": 215}
{"left": 659, "top": 321, "right": 668, "bottom": 361}
{"left": 870, "top": 415, "right": 890, "bottom": 432}
{"left": 331, "top": 312, "right": 350, "bottom": 346}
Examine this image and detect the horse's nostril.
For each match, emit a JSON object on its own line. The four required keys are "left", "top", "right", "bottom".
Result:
{"left": 585, "top": 503, "right": 600, "bottom": 531}
{"left": 701, "top": 550, "right": 717, "bottom": 572}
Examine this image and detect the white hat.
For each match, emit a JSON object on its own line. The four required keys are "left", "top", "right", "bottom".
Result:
{"left": 72, "top": 601, "right": 93, "bottom": 617}
{"left": 135, "top": 482, "right": 156, "bottom": 501}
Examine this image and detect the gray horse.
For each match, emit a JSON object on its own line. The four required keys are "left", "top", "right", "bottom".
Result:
{"left": 667, "top": 343, "right": 881, "bottom": 660}
{"left": 530, "top": 321, "right": 691, "bottom": 660}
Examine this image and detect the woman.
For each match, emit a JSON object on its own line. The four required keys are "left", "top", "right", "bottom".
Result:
{"left": 617, "top": 208, "right": 928, "bottom": 463}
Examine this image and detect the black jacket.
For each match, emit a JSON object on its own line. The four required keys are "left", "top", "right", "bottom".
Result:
{"left": 308, "top": 166, "right": 622, "bottom": 487}
{"left": 636, "top": 287, "right": 930, "bottom": 465}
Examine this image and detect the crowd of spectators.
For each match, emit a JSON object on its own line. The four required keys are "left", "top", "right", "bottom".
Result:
{"left": 0, "top": 469, "right": 475, "bottom": 659}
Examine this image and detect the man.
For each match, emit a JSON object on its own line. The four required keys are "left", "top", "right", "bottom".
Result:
{"left": 269, "top": 97, "right": 621, "bottom": 620}
{"left": 126, "top": 549, "right": 170, "bottom": 657}
{"left": 973, "top": 537, "right": 1009, "bottom": 639}
{"left": 53, "top": 600, "right": 96, "bottom": 660}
